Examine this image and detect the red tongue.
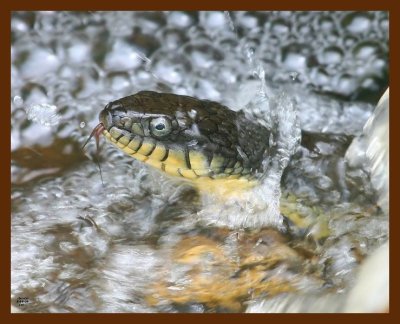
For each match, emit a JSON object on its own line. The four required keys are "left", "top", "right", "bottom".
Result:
{"left": 82, "top": 123, "right": 106, "bottom": 185}
{"left": 82, "top": 123, "right": 105, "bottom": 154}
{"left": 93, "top": 123, "right": 105, "bottom": 154}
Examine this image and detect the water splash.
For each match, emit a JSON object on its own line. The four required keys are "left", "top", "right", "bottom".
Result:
{"left": 248, "top": 89, "right": 301, "bottom": 228}
{"left": 134, "top": 49, "right": 152, "bottom": 65}
{"left": 226, "top": 11, "right": 269, "bottom": 100}
{"left": 197, "top": 11, "right": 301, "bottom": 228}
{"left": 25, "top": 103, "right": 61, "bottom": 127}
{"left": 224, "top": 11, "right": 236, "bottom": 33}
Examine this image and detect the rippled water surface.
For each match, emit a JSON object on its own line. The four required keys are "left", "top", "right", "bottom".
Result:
{"left": 11, "top": 11, "right": 389, "bottom": 312}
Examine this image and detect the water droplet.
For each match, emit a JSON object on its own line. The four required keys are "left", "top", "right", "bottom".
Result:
{"left": 13, "top": 96, "right": 24, "bottom": 108}
{"left": 289, "top": 71, "right": 299, "bottom": 81}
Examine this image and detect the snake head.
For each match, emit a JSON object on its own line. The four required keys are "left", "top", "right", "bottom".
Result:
{"left": 98, "top": 91, "right": 270, "bottom": 182}
{"left": 98, "top": 91, "right": 239, "bottom": 151}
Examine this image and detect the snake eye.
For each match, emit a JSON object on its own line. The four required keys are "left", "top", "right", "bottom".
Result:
{"left": 150, "top": 117, "right": 172, "bottom": 137}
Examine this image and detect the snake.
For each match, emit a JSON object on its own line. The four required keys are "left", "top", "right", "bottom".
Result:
{"left": 86, "top": 90, "right": 352, "bottom": 196}
{"left": 87, "top": 91, "right": 275, "bottom": 194}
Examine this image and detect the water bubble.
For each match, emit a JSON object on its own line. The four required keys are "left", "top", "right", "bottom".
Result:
{"left": 158, "top": 28, "right": 188, "bottom": 51}
{"left": 20, "top": 49, "right": 61, "bottom": 80}
{"left": 67, "top": 41, "right": 91, "bottom": 64}
{"left": 214, "top": 62, "right": 239, "bottom": 85}
{"left": 104, "top": 40, "right": 143, "bottom": 71}
{"left": 353, "top": 41, "right": 382, "bottom": 60}
{"left": 361, "top": 77, "right": 380, "bottom": 92}
{"left": 133, "top": 69, "right": 153, "bottom": 86}
{"left": 326, "top": 31, "right": 340, "bottom": 44}
{"left": 13, "top": 96, "right": 24, "bottom": 108}
{"left": 106, "top": 72, "right": 131, "bottom": 91}
{"left": 150, "top": 50, "right": 192, "bottom": 85}
{"left": 379, "top": 18, "right": 388, "bottom": 31}
{"left": 271, "top": 19, "right": 290, "bottom": 34}
{"left": 343, "top": 35, "right": 358, "bottom": 48}
{"left": 167, "top": 11, "right": 194, "bottom": 28}
{"left": 11, "top": 17, "right": 30, "bottom": 33}
{"left": 342, "top": 12, "right": 372, "bottom": 34}
{"left": 193, "top": 79, "right": 221, "bottom": 101}
{"left": 183, "top": 42, "right": 224, "bottom": 70}
{"left": 297, "top": 23, "right": 312, "bottom": 35}
{"left": 237, "top": 12, "right": 260, "bottom": 30}
{"left": 335, "top": 74, "right": 358, "bottom": 97}
{"left": 133, "top": 11, "right": 166, "bottom": 34}
{"left": 317, "top": 16, "right": 336, "bottom": 33}
{"left": 103, "top": 12, "right": 135, "bottom": 37}
{"left": 200, "top": 11, "right": 226, "bottom": 30}
{"left": 320, "top": 46, "right": 344, "bottom": 65}
{"left": 310, "top": 67, "right": 330, "bottom": 86}
{"left": 282, "top": 52, "right": 307, "bottom": 71}
{"left": 80, "top": 122, "right": 86, "bottom": 128}
{"left": 281, "top": 43, "right": 311, "bottom": 71}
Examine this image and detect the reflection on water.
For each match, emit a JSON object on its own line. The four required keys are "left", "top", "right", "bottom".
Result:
{"left": 11, "top": 11, "right": 388, "bottom": 312}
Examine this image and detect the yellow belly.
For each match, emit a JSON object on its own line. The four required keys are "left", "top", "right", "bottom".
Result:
{"left": 103, "top": 130, "right": 257, "bottom": 196}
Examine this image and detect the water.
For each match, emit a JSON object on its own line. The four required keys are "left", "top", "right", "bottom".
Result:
{"left": 13, "top": 95, "right": 24, "bottom": 108}
{"left": 11, "top": 11, "right": 388, "bottom": 313}
{"left": 364, "top": 89, "right": 389, "bottom": 214}
{"left": 25, "top": 103, "right": 61, "bottom": 127}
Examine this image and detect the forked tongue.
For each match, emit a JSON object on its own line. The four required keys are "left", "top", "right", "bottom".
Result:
{"left": 82, "top": 123, "right": 105, "bottom": 185}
